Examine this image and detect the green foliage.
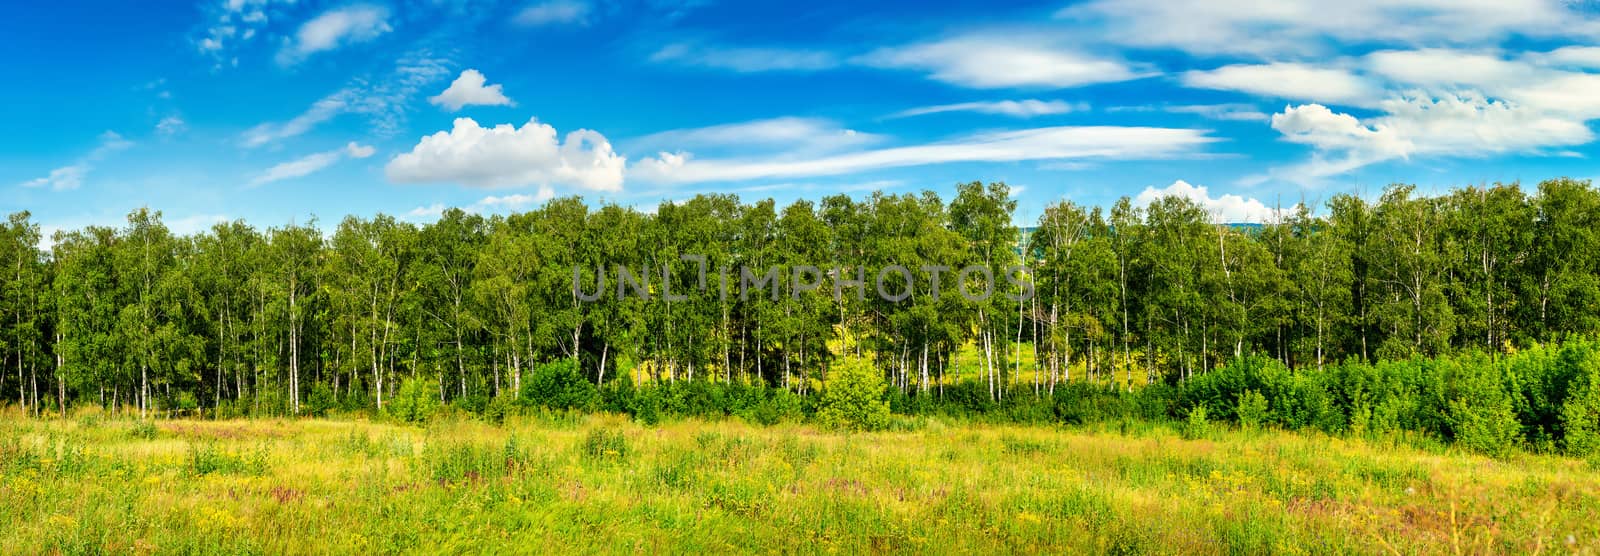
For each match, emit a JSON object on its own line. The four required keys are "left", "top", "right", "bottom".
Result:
{"left": 1236, "top": 390, "right": 1270, "bottom": 431}
{"left": 1182, "top": 405, "right": 1212, "bottom": 440}
{"left": 482, "top": 395, "right": 516, "bottom": 425}
{"left": 580, "top": 428, "right": 629, "bottom": 462}
{"left": 816, "top": 356, "right": 891, "bottom": 432}
{"left": 128, "top": 421, "right": 160, "bottom": 440}
{"left": 389, "top": 378, "right": 441, "bottom": 424}
{"left": 187, "top": 443, "right": 267, "bottom": 476}
{"left": 520, "top": 359, "right": 598, "bottom": 412}
{"left": 303, "top": 383, "right": 336, "bottom": 417}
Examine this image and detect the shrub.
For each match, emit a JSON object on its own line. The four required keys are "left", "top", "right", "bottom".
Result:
{"left": 816, "top": 355, "right": 891, "bottom": 432}
{"left": 739, "top": 388, "right": 805, "bottom": 426}
{"left": 1237, "top": 389, "right": 1269, "bottom": 431}
{"left": 482, "top": 394, "right": 516, "bottom": 425}
{"left": 1181, "top": 404, "right": 1212, "bottom": 440}
{"left": 389, "top": 377, "right": 441, "bottom": 424}
{"left": 303, "top": 382, "right": 336, "bottom": 417}
{"left": 520, "top": 359, "right": 598, "bottom": 411}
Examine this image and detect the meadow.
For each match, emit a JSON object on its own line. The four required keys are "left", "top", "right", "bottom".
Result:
{"left": 3, "top": 411, "right": 1597, "bottom": 555}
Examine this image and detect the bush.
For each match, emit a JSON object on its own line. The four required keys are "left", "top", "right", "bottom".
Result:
{"left": 739, "top": 388, "right": 805, "bottom": 426}
{"left": 1181, "top": 404, "right": 1212, "bottom": 440}
{"left": 303, "top": 382, "right": 336, "bottom": 417}
{"left": 482, "top": 394, "right": 516, "bottom": 425}
{"left": 1237, "top": 389, "right": 1269, "bottom": 431}
{"left": 389, "top": 377, "right": 441, "bottom": 424}
{"left": 816, "top": 355, "right": 891, "bottom": 432}
{"left": 521, "top": 359, "right": 599, "bottom": 411}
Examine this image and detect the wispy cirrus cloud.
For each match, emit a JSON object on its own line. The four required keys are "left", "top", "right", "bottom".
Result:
{"left": 249, "top": 142, "right": 377, "bottom": 187}
{"left": 888, "top": 99, "right": 1088, "bottom": 119}
{"left": 650, "top": 42, "right": 840, "bottom": 72}
{"left": 858, "top": 33, "right": 1150, "bottom": 89}
{"left": 276, "top": 4, "right": 392, "bottom": 65}
{"left": 20, "top": 131, "right": 134, "bottom": 191}
{"left": 633, "top": 125, "right": 1214, "bottom": 184}
{"left": 514, "top": 0, "right": 592, "bottom": 27}
{"left": 242, "top": 54, "right": 452, "bottom": 147}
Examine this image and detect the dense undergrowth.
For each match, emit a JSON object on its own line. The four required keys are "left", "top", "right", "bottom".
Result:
{"left": 212, "top": 340, "right": 1600, "bottom": 461}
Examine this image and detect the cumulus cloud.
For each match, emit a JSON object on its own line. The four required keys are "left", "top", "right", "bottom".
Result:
{"left": 1182, "top": 63, "right": 1379, "bottom": 106}
{"left": 429, "top": 69, "right": 515, "bottom": 111}
{"left": 276, "top": 4, "right": 391, "bottom": 65}
{"left": 1134, "top": 180, "right": 1289, "bottom": 223}
{"left": 249, "top": 141, "right": 377, "bottom": 186}
{"left": 860, "top": 34, "right": 1147, "bottom": 89}
{"left": 385, "top": 117, "right": 625, "bottom": 191}
{"left": 514, "top": 0, "right": 591, "bottom": 26}
{"left": 650, "top": 43, "right": 839, "bottom": 72}
{"left": 889, "top": 99, "right": 1087, "bottom": 119}
{"left": 633, "top": 126, "right": 1214, "bottom": 184}
{"left": 20, "top": 131, "right": 133, "bottom": 191}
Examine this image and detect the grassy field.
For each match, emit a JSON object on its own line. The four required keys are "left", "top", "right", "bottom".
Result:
{"left": 2, "top": 413, "right": 1598, "bottom": 554}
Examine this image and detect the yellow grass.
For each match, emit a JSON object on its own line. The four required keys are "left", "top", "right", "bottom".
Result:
{"left": 2, "top": 414, "right": 1597, "bottom": 554}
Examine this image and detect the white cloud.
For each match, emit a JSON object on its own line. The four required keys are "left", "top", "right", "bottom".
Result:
{"left": 242, "top": 55, "right": 452, "bottom": 147}
{"left": 514, "top": 0, "right": 591, "bottom": 26}
{"left": 627, "top": 117, "right": 881, "bottom": 156}
{"left": 429, "top": 69, "right": 515, "bottom": 111}
{"left": 276, "top": 4, "right": 391, "bottom": 65}
{"left": 21, "top": 165, "right": 91, "bottom": 192}
{"left": 194, "top": 0, "right": 291, "bottom": 60}
{"left": 889, "top": 99, "right": 1087, "bottom": 119}
{"left": 403, "top": 189, "right": 557, "bottom": 222}
{"left": 242, "top": 91, "right": 351, "bottom": 147}
{"left": 650, "top": 43, "right": 839, "bottom": 72}
{"left": 156, "top": 115, "right": 187, "bottom": 136}
{"left": 1062, "top": 0, "right": 1595, "bottom": 57}
{"left": 1163, "top": 104, "right": 1269, "bottom": 121}
{"left": 386, "top": 117, "right": 625, "bottom": 191}
{"left": 1134, "top": 180, "right": 1288, "bottom": 223}
{"left": 249, "top": 141, "right": 377, "bottom": 186}
{"left": 477, "top": 189, "right": 555, "bottom": 210}
{"left": 406, "top": 203, "right": 445, "bottom": 220}
{"left": 1263, "top": 95, "right": 1595, "bottom": 183}
{"left": 1182, "top": 63, "right": 1379, "bottom": 106}
{"left": 249, "top": 150, "right": 344, "bottom": 187}
{"left": 860, "top": 34, "right": 1147, "bottom": 89}
{"left": 1537, "top": 46, "right": 1600, "bottom": 69}
{"left": 20, "top": 131, "right": 133, "bottom": 191}
{"left": 167, "top": 214, "right": 230, "bottom": 236}
{"left": 345, "top": 142, "right": 376, "bottom": 158}
{"left": 633, "top": 126, "right": 1214, "bottom": 184}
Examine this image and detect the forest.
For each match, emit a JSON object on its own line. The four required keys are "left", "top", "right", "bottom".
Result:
{"left": 3, "top": 179, "right": 1600, "bottom": 455}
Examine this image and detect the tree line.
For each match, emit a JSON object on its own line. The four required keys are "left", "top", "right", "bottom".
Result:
{"left": 2, "top": 178, "right": 1598, "bottom": 419}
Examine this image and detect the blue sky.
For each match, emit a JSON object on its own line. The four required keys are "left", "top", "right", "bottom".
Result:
{"left": 6, "top": 0, "right": 1600, "bottom": 239}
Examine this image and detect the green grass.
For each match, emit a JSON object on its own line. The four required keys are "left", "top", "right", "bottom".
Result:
{"left": 2, "top": 413, "right": 1598, "bottom": 554}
